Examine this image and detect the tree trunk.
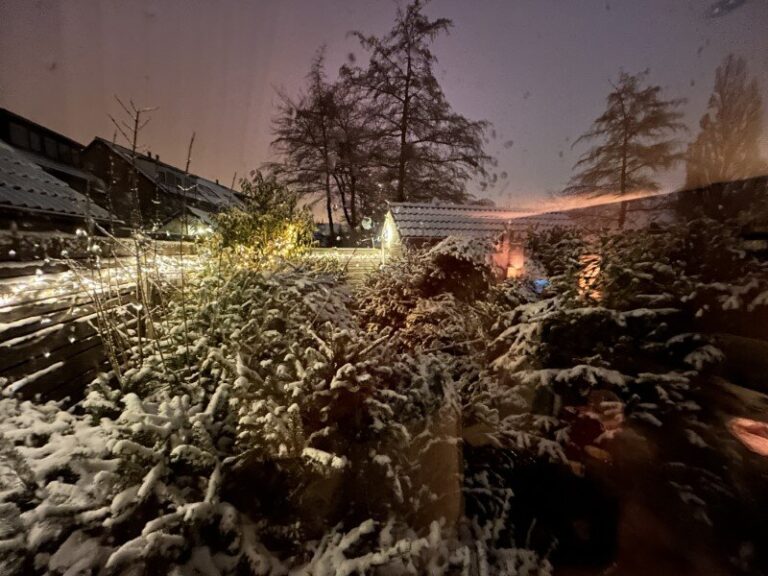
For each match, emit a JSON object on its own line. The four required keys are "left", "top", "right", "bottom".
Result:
{"left": 325, "top": 173, "right": 336, "bottom": 241}
{"left": 618, "top": 92, "right": 628, "bottom": 230}
{"left": 396, "top": 45, "right": 413, "bottom": 203}
{"left": 321, "top": 121, "right": 336, "bottom": 240}
{"left": 618, "top": 200, "right": 628, "bottom": 229}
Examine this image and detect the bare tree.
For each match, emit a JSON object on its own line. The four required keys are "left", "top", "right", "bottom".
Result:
{"left": 566, "top": 71, "right": 686, "bottom": 228}
{"left": 346, "top": 0, "right": 490, "bottom": 203}
{"left": 108, "top": 96, "right": 157, "bottom": 229}
{"left": 328, "top": 76, "right": 388, "bottom": 227}
{"left": 271, "top": 51, "right": 386, "bottom": 233}
{"left": 270, "top": 50, "right": 340, "bottom": 237}
{"left": 685, "top": 54, "right": 765, "bottom": 189}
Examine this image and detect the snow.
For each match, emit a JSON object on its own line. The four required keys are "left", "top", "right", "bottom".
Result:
{"left": 8, "top": 362, "right": 64, "bottom": 393}
{"left": 302, "top": 447, "right": 349, "bottom": 470}
{"left": 2, "top": 209, "right": 763, "bottom": 574}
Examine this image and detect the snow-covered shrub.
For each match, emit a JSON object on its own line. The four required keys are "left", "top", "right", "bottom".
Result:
{"left": 1, "top": 231, "right": 578, "bottom": 574}
{"left": 424, "top": 236, "right": 496, "bottom": 300}
{"left": 210, "top": 171, "right": 315, "bottom": 268}
{"left": 525, "top": 227, "right": 589, "bottom": 300}
{"left": 595, "top": 216, "right": 768, "bottom": 320}
{"left": 0, "top": 258, "right": 507, "bottom": 575}
{"left": 510, "top": 214, "right": 768, "bottom": 557}
{"left": 358, "top": 236, "right": 508, "bottom": 337}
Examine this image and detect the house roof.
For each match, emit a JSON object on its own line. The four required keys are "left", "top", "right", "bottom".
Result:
{"left": 91, "top": 138, "right": 244, "bottom": 211}
{"left": 18, "top": 149, "right": 106, "bottom": 191}
{"left": 506, "top": 211, "right": 578, "bottom": 230}
{"left": 388, "top": 202, "right": 532, "bottom": 239}
{"left": 0, "top": 141, "right": 113, "bottom": 221}
{"left": 0, "top": 107, "right": 85, "bottom": 150}
{"left": 186, "top": 205, "right": 215, "bottom": 226}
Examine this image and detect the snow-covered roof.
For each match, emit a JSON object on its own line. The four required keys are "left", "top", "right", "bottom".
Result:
{"left": 388, "top": 202, "right": 532, "bottom": 239}
{"left": 92, "top": 138, "right": 244, "bottom": 212}
{"left": 186, "top": 205, "right": 215, "bottom": 226}
{"left": 0, "top": 141, "right": 113, "bottom": 221}
{"left": 506, "top": 211, "right": 578, "bottom": 230}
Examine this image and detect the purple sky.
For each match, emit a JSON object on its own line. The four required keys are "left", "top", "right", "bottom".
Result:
{"left": 1, "top": 0, "right": 767, "bottom": 209}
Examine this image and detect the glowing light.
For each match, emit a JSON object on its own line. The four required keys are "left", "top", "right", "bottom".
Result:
{"left": 578, "top": 254, "right": 602, "bottom": 300}
{"left": 506, "top": 244, "right": 525, "bottom": 278}
{"left": 506, "top": 265, "right": 523, "bottom": 279}
{"left": 729, "top": 417, "right": 768, "bottom": 457}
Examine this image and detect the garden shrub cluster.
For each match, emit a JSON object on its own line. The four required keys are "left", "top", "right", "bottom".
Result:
{"left": 2, "top": 205, "right": 768, "bottom": 574}
{"left": 0, "top": 240, "right": 551, "bottom": 575}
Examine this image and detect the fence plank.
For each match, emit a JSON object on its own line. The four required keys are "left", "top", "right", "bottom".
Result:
{"left": 1, "top": 244, "right": 197, "bottom": 401}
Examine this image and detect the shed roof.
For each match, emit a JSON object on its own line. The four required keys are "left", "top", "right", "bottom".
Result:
{"left": 388, "top": 202, "right": 532, "bottom": 239}
{"left": 0, "top": 141, "right": 113, "bottom": 221}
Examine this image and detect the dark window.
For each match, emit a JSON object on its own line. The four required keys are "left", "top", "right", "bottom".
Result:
{"left": 9, "top": 122, "right": 30, "bottom": 149}
{"left": 29, "top": 131, "right": 42, "bottom": 152}
{"left": 58, "top": 143, "right": 72, "bottom": 164}
{"left": 44, "top": 137, "right": 58, "bottom": 159}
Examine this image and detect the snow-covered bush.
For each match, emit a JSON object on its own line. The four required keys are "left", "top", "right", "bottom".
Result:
{"left": 4, "top": 255, "right": 556, "bottom": 575}
{"left": 357, "top": 236, "right": 504, "bottom": 336}
{"left": 507, "top": 214, "right": 768, "bottom": 560}
{"left": 210, "top": 171, "right": 315, "bottom": 268}
{"left": 525, "top": 227, "right": 589, "bottom": 300}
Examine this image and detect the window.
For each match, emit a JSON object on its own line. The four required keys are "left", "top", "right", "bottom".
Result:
{"left": 43, "top": 136, "right": 58, "bottom": 159}
{"left": 29, "top": 131, "right": 42, "bottom": 152}
{"left": 58, "top": 143, "right": 72, "bottom": 164}
{"left": 9, "top": 122, "right": 30, "bottom": 149}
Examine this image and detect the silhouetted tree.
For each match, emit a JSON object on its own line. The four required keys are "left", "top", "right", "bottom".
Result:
{"left": 346, "top": 0, "right": 490, "bottom": 203}
{"left": 271, "top": 51, "right": 385, "bottom": 235}
{"left": 685, "top": 54, "right": 765, "bottom": 189}
{"left": 328, "top": 76, "right": 386, "bottom": 228}
{"left": 270, "top": 50, "right": 339, "bottom": 237}
{"left": 566, "top": 71, "right": 686, "bottom": 228}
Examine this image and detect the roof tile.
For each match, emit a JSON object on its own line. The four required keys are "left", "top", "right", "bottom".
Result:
{"left": 0, "top": 142, "right": 113, "bottom": 221}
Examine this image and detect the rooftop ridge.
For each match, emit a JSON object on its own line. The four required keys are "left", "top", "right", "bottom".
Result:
{"left": 388, "top": 201, "right": 530, "bottom": 212}
{"left": 93, "top": 137, "right": 238, "bottom": 193}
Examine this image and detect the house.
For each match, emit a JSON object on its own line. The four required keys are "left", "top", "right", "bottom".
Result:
{"left": 381, "top": 202, "right": 534, "bottom": 275}
{"left": 381, "top": 179, "right": 768, "bottom": 279}
{"left": 81, "top": 138, "right": 244, "bottom": 235}
{"left": 156, "top": 205, "right": 216, "bottom": 239}
{"left": 380, "top": 193, "right": 686, "bottom": 277}
{"left": 381, "top": 202, "right": 532, "bottom": 251}
{"left": 0, "top": 140, "right": 114, "bottom": 233}
{"left": 0, "top": 108, "right": 109, "bottom": 209}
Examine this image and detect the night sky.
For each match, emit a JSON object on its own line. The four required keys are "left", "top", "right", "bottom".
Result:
{"left": 1, "top": 0, "right": 767, "bottom": 210}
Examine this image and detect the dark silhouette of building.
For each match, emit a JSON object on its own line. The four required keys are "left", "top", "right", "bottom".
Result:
{"left": 0, "top": 108, "right": 107, "bottom": 202}
{"left": 82, "top": 138, "right": 243, "bottom": 234}
{"left": 0, "top": 109, "right": 114, "bottom": 233}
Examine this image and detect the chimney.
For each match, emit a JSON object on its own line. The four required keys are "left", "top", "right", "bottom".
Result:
{"left": 155, "top": 153, "right": 159, "bottom": 161}
{"left": 216, "top": 179, "right": 219, "bottom": 184}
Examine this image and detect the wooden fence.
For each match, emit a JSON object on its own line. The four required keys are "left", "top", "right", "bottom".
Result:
{"left": 0, "top": 241, "right": 197, "bottom": 400}
{"left": 308, "top": 247, "right": 384, "bottom": 286}
{"left": 0, "top": 243, "right": 383, "bottom": 401}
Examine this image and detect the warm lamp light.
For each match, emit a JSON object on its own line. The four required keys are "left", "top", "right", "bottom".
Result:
{"left": 506, "top": 265, "right": 522, "bottom": 279}
{"left": 507, "top": 247, "right": 525, "bottom": 278}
